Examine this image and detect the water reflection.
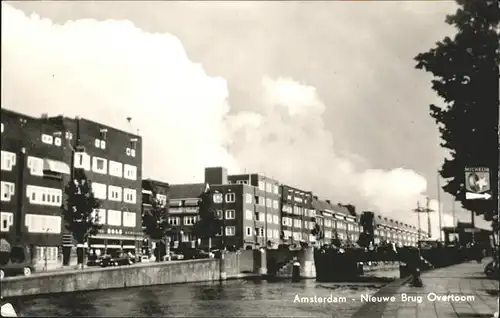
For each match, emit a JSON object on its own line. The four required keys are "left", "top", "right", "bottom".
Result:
{"left": 16, "top": 278, "right": 394, "bottom": 317}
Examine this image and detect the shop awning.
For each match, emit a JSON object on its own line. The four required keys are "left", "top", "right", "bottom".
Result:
{"left": 43, "top": 159, "right": 70, "bottom": 175}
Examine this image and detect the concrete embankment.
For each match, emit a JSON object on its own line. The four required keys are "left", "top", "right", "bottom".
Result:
{"left": 362, "top": 261, "right": 401, "bottom": 273}
{"left": 1, "top": 251, "right": 256, "bottom": 298}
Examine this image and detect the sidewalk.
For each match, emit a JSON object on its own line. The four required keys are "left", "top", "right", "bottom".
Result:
{"left": 354, "top": 258, "right": 499, "bottom": 318}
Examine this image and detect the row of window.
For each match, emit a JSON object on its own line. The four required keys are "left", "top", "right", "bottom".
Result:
{"left": 41, "top": 134, "right": 65, "bottom": 147}
{"left": 25, "top": 214, "right": 62, "bottom": 234}
{"left": 74, "top": 153, "right": 137, "bottom": 180}
{"left": 92, "top": 209, "right": 136, "bottom": 227}
{"left": 258, "top": 181, "right": 280, "bottom": 195}
{"left": 212, "top": 192, "right": 236, "bottom": 203}
{"left": 35, "top": 246, "right": 59, "bottom": 262}
{"left": 91, "top": 183, "right": 137, "bottom": 204}
{"left": 167, "top": 216, "right": 200, "bottom": 226}
{"left": 26, "top": 185, "right": 62, "bottom": 206}
{"left": 1, "top": 151, "right": 16, "bottom": 172}
{"left": 244, "top": 227, "right": 281, "bottom": 239}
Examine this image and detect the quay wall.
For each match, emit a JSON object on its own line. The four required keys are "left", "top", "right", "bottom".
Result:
{"left": 1, "top": 251, "right": 264, "bottom": 298}
{"left": 2, "top": 258, "right": 229, "bottom": 298}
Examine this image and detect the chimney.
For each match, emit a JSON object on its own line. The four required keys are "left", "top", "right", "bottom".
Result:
{"left": 313, "top": 196, "right": 318, "bottom": 200}
{"left": 325, "top": 199, "right": 331, "bottom": 204}
{"left": 41, "top": 113, "right": 48, "bottom": 119}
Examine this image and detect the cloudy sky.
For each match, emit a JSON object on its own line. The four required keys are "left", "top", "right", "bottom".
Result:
{"left": 2, "top": 1, "right": 490, "bottom": 234}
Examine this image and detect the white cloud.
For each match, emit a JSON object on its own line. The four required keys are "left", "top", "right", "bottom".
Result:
{"left": 1, "top": 3, "right": 239, "bottom": 183}
{"left": 227, "top": 77, "right": 433, "bottom": 221}
{"left": 2, "top": 3, "right": 446, "bottom": 228}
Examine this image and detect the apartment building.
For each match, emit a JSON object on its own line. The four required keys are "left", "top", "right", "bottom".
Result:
{"left": 141, "top": 179, "right": 169, "bottom": 253}
{"left": 372, "top": 213, "right": 421, "bottom": 246}
{"left": 227, "top": 172, "right": 281, "bottom": 249}
{"left": 1, "top": 109, "right": 70, "bottom": 269}
{"left": 44, "top": 115, "right": 143, "bottom": 262}
{"left": 312, "top": 197, "right": 336, "bottom": 244}
{"left": 166, "top": 182, "right": 205, "bottom": 247}
{"left": 280, "top": 185, "right": 315, "bottom": 245}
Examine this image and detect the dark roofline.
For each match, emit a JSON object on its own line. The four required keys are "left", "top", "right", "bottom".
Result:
{"left": 142, "top": 178, "right": 170, "bottom": 189}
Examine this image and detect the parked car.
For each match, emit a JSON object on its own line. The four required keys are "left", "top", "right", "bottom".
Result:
{"left": 0, "top": 246, "right": 35, "bottom": 280}
{"left": 182, "top": 249, "right": 214, "bottom": 259}
{"left": 99, "top": 253, "right": 133, "bottom": 267}
{"left": 169, "top": 252, "right": 184, "bottom": 260}
{"left": 140, "top": 255, "right": 151, "bottom": 263}
{"left": 86, "top": 254, "right": 102, "bottom": 267}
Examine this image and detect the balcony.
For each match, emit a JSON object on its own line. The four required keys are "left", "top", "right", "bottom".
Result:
{"left": 169, "top": 207, "right": 199, "bottom": 214}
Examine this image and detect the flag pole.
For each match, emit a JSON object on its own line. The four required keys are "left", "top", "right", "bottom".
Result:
{"left": 437, "top": 172, "right": 443, "bottom": 241}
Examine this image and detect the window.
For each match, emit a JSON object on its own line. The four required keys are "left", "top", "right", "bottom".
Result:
{"left": 259, "top": 197, "right": 265, "bottom": 206}
{"left": 24, "top": 214, "right": 61, "bottom": 234}
{"left": 245, "top": 193, "right": 253, "bottom": 204}
{"left": 225, "top": 226, "right": 235, "bottom": 236}
{"left": 0, "top": 123, "right": 3, "bottom": 133}
{"left": 266, "top": 228, "right": 273, "bottom": 238}
{"left": 266, "top": 198, "right": 272, "bottom": 207}
{"left": 168, "top": 217, "right": 180, "bottom": 226}
{"left": 156, "top": 194, "right": 168, "bottom": 206}
{"left": 91, "top": 182, "right": 107, "bottom": 200}
{"left": 108, "top": 186, "right": 122, "bottom": 202}
{"left": 74, "top": 152, "right": 91, "bottom": 170}
{"left": 273, "top": 200, "right": 279, "bottom": 209}
{"left": 255, "top": 212, "right": 262, "bottom": 222}
{"left": 36, "top": 246, "right": 59, "bottom": 262}
{"left": 107, "top": 210, "right": 122, "bottom": 226}
{"left": 109, "top": 161, "right": 123, "bottom": 178}
{"left": 41, "top": 134, "right": 53, "bottom": 144}
{"left": 245, "top": 227, "right": 252, "bottom": 236}
{"left": 0, "top": 212, "right": 14, "bottom": 232}
{"left": 26, "top": 185, "right": 61, "bottom": 206}
{"left": 93, "top": 208, "right": 106, "bottom": 224}
{"left": 273, "top": 215, "right": 279, "bottom": 225}
{"left": 123, "top": 189, "right": 137, "bottom": 204}
{"left": 225, "top": 210, "right": 235, "bottom": 220}
{"left": 225, "top": 193, "right": 235, "bottom": 203}
{"left": 266, "top": 214, "right": 272, "bottom": 223}
{"left": 293, "top": 219, "right": 302, "bottom": 228}
{"left": 65, "top": 132, "right": 73, "bottom": 140}
{"left": 92, "top": 157, "right": 107, "bottom": 174}
{"left": 258, "top": 181, "right": 265, "bottom": 191}
{"left": 273, "top": 185, "right": 279, "bottom": 194}
{"left": 213, "top": 193, "right": 223, "bottom": 204}
{"left": 54, "top": 137, "right": 62, "bottom": 147}
{"left": 245, "top": 209, "right": 253, "bottom": 220}
{"left": 266, "top": 183, "right": 272, "bottom": 193}
{"left": 124, "top": 164, "right": 137, "bottom": 180}
{"left": 26, "top": 156, "right": 43, "bottom": 176}
{"left": 184, "top": 216, "right": 197, "bottom": 225}
{"left": 1, "top": 151, "right": 16, "bottom": 171}
{"left": 123, "top": 212, "right": 136, "bottom": 227}
{"left": 216, "top": 210, "right": 223, "bottom": 219}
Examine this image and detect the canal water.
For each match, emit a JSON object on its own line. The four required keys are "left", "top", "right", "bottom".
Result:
{"left": 13, "top": 270, "right": 400, "bottom": 317}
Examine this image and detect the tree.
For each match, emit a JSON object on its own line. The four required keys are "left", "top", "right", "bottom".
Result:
{"left": 62, "top": 169, "right": 102, "bottom": 269}
{"left": 414, "top": 0, "right": 499, "bottom": 225}
{"left": 331, "top": 230, "right": 342, "bottom": 247}
{"left": 142, "top": 182, "right": 171, "bottom": 261}
{"left": 311, "top": 221, "right": 324, "bottom": 246}
{"left": 192, "top": 187, "right": 223, "bottom": 250}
